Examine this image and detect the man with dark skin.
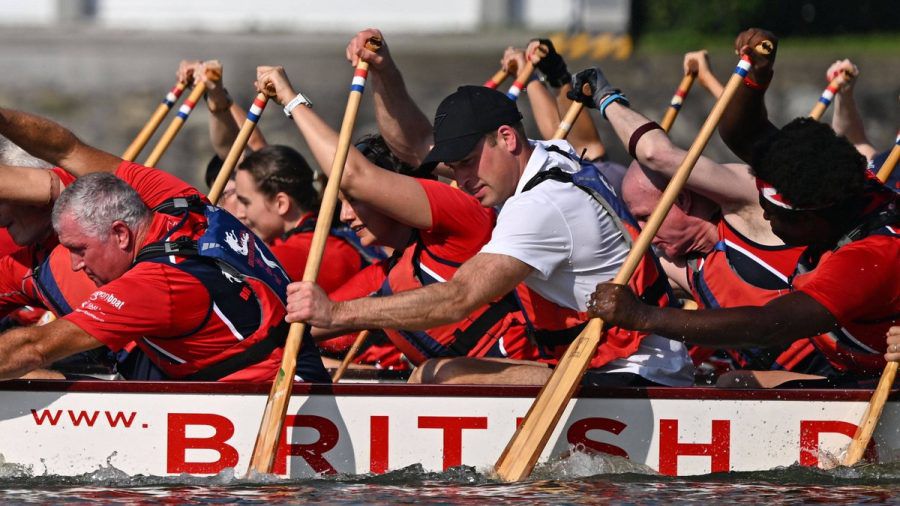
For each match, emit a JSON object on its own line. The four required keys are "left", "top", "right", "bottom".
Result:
{"left": 584, "top": 28, "right": 898, "bottom": 384}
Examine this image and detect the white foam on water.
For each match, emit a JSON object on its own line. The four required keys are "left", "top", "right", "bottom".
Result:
{"left": 529, "top": 445, "right": 659, "bottom": 480}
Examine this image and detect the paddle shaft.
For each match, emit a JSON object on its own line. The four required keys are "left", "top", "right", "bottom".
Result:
{"left": 332, "top": 330, "right": 370, "bottom": 383}
{"left": 247, "top": 38, "right": 382, "bottom": 475}
{"left": 493, "top": 53, "right": 760, "bottom": 482}
{"left": 484, "top": 68, "right": 510, "bottom": 90}
{"left": 660, "top": 73, "right": 697, "bottom": 132}
{"left": 551, "top": 83, "right": 592, "bottom": 140}
{"left": 875, "top": 140, "right": 899, "bottom": 183}
{"left": 843, "top": 361, "right": 897, "bottom": 465}
{"left": 842, "top": 138, "right": 900, "bottom": 466}
{"left": 142, "top": 83, "right": 207, "bottom": 167}
{"left": 122, "top": 82, "right": 186, "bottom": 161}
{"left": 809, "top": 72, "right": 849, "bottom": 121}
{"left": 207, "top": 93, "right": 268, "bottom": 204}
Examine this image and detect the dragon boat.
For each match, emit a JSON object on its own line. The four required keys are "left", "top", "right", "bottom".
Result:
{"left": 1, "top": 379, "right": 896, "bottom": 477}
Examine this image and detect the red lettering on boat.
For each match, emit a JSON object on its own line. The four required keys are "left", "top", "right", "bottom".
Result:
{"left": 418, "top": 416, "right": 488, "bottom": 470}
{"left": 166, "top": 413, "right": 238, "bottom": 474}
{"left": 567, "top": 417, "right": 629, "bottom": 458}
{"left": 274, "top": 415, "right": 339, "bottom": 475}
{"left": 658, "top": 419, "right": 731, "bottom": 475}
{"left": 370, "top": 415, "right": 389, "bottom": 474}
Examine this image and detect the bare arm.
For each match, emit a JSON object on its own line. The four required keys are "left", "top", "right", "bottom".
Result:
{"left": 0, "top": 319, "right": 103, "bottom": 380}
{"left": 0, "top": 108, "right": 121, "bottom": 176}
{"left": 0, "top": 165, "right": 61, "bottom": 204}
{"left": 504, "top": 45, "right": 559, "bottom": 140}
{"left": 718, "top": 28, "right": 780, "bottom": 164}
{"left": 588, "top": 283, "right": 839, "bottom": 349}
{"left": 286, "top": 253, "right": 533, "bottom": 331}
{"left": 604, "top": 100, "right": 758, "bottom": 212}
{"left": 177, "top": 60, "right": 244, "bottom": 161}
{"left": 347, "top": 29, "right": 434, "bottom": 167}
{"left": 828, "top": 59, "right": 877, "bottom": 160}
{"left": 684, "top": 50, "right": 723, "bottom": 99}
{"left": 257, "top": 66, "right": 433, "bottom": 230}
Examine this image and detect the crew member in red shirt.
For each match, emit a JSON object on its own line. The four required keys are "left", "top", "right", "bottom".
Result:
{"left": 256, "top": 65, "right": 532, "bottom": 378}
{"left": 587, "top": 29, "right": 898, "bottom": 386}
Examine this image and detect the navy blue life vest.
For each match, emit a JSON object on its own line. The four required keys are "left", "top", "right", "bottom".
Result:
{"left": 283, "top": 216, "right": 388, "bottom": 266}
{"left": 134, "top": 196, "right": 329, "bottom": 382}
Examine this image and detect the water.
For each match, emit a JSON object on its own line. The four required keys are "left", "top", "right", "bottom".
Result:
{"left": 0, "top": 452, "right": 896, "bottom": 504}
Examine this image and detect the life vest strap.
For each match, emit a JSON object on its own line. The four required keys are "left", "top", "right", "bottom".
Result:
{"left": 448, "top": 292, "right": 519, "bottom": 356}
{"left": 182, "top": 319, "right": 289, "bottom": 381}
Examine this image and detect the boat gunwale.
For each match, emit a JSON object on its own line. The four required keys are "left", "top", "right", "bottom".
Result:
{"left": 1, "top": 379, "right": 896, "bottom": 402}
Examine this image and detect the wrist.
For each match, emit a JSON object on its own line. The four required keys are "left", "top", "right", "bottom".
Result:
{"left": 283, "top": 91, "right": 313, "bottom": 117}
{"left": 597, "top": 91, "right": 629, "bottom": 120}
{"left": 205, "top": 88, "right": 233, "bottom": 114}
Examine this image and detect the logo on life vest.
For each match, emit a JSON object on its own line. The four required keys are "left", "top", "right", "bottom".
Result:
{"left": 224, "top": 230, "right": 250, "bottom": 256}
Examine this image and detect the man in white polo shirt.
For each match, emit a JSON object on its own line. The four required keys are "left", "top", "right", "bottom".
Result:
{"left": 286, "top": 85, "right": 693, "bottom": 386}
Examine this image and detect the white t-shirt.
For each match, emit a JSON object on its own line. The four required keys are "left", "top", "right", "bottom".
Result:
{"left": 481, "top": 140, "right": 694, "bottom": 386}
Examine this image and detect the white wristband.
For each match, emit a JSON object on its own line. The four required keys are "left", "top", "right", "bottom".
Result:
{"left": 284, "top": 91, "right": 313, "bottom": 117}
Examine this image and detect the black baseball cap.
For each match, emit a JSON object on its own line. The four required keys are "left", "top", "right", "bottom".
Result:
{"left": 419, "top": 85, "right": 523, "bottom": 172}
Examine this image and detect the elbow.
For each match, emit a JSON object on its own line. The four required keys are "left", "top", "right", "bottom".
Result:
{"left": 639, "top": 141, "right": 680, "bottom": 176}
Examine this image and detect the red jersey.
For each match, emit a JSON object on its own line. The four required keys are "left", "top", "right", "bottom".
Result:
{"left": 793, "top": 233, "right": 899, "bottom": 375}
{"left": 269, "top": 213, "right": 364, "bottom": 291}
{"left": 0, "top": 229, "right": 18, "bottom": 258}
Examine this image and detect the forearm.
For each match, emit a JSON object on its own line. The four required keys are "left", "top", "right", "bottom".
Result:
{"left": 638, "top": 305, "right": 795, "bottom": 349}
{"left": 0, "top": 326, "right": 49, "bottom": 380}
{"left": 832, "top": 94, "right": 876, "bottom": 159}
{"left": 698, "top": 73, "right": 724, "bottom": 99}
{"left": 332, "top": 281, "right": 474, "bottom": 331}
{"left": 606, "top": 102, "right": 681, "bottom": 174}
{"left": 0, "top": 108, "right": 120, "bottom": 175}
{"left": 718, "top": 86, "right": 776, "bottom": 163}
{"left": 0, "top": 165, "right": 58, "bottom": 205}
{"left": 370, "top": 67, "right": 433, "bottom": 166}
{"left": 526, "top": 80, "right": 561, "bottom": 140}
{"left": 209, "top": 108, "right": 241, "bottom": 160}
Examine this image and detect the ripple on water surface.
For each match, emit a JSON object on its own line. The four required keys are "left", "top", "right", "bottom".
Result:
{"left": 0, "top": 451, "right": 897, "bottom": 504}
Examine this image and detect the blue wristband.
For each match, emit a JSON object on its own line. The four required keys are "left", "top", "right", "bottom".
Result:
{"left": 598, "top": 92, "right": 630, "bottom": 120}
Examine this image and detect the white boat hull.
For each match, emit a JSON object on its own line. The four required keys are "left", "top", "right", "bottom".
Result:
{"left": 1, "top": 381, "right": 896, "bottom": 477}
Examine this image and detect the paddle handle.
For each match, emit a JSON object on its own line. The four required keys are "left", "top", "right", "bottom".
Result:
{"left": 122, "top": 81, "right": 186, "bottom": 161}
{"left": 484, "top": 68, "right": 510, "bottom": 89}
{"left": 843, "top": 360, "right": 897, "bottom": 466}
{"left": 551, "top": 82, "right": 592, "bottom": 140}
{"left": 247, "top": 37, "right": 382, "bottom": 476}
{"left": 505, "top": 61, "right": 536, "bottom": 101}
{"left": 332, "top": 330, "right": 370, "bottom": 383}
{"left": 141, "top": 82, "right": 207, "bottom": 167}
{"left": 494, "top": 53, "right": 759, "bottom": 483}
{"left": 809, "top": 72, "right": 849, "bottom": 121}
{"left": 208, "top": 93, "right": 268, "bottom": 204}
{"left": 876, "top": 137, "right": 899, "bottom": 183}
{"left": 660, "top": 72, "right": 696, "bottom": 133}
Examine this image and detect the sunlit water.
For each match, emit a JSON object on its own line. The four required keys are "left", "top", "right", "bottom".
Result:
{"left": 0, "top": 452, "right": 896, "bottom": 504}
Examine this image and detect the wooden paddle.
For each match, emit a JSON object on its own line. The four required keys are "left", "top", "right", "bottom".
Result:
{"left": 493, "top": 48, "right": 768, "bottom": 482}
{"left": 809, "top": 70, "right": 851, "bottom": 121}
{"left": 875, "top": 136, "right": 899, "bottom": 183}
{"left": 207, "top": 93, "right": 269, "bottom": 204}
{"left": 505, "top": 61, "right": 536, "bottom": 101}
{"left": 122, "top": 81, "right": 186, "bottom": 161}
{"left": 841, "top": 146, "right": 900, "bottom": 466}
{"left": 660, "top": 72, "right": 697, "bottom": 132}
{"left": 484, "top": 68, "right": 510, "bottom": 90}
{"left": 246, "top": 36, "right": 383, "bottom": 476}
{"left": 551, "top": 84, "right": 592, "bottom": 140}
{"left": 332, "top": 330, "right": 370, "bottom": 382}
{"left": 142, "top": 82, "right": 207, "bottom": 168}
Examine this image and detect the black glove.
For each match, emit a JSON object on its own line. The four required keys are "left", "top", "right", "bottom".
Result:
{"left": 568, "top": 67, "right": 622, "bottom": 109}
{"left": 531, "top": 38, "right": 570, "bottom": 88}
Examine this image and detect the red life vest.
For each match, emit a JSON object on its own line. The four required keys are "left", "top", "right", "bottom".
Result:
{"left": 516, "top": 159, "right": 672, "bottom": 369}
{"left": 376, "top": 234, "right": 530, "bottom": 366}
{"left": 686, "top": 218, "right": 828, "bottom": 373}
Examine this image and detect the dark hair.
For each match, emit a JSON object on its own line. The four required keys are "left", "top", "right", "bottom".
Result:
{"left": 204, "top": 154, "right": 225, "bottom": 189}
{"left": 237, "top": 145, "right": 319, "bottom": 212}
{"left": 355, "top": 134, "right": 435, "bottom": 179}
{"left": 752, "top": 118, "right": 867, "bottom": 209}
